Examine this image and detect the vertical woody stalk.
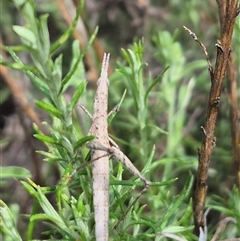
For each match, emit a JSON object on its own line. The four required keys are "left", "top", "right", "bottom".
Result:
{"left": 192, "top": 0, "right": 239, "bottom": 235}
{"left": 227, "top": 53, "right": 240, "bottom": 189}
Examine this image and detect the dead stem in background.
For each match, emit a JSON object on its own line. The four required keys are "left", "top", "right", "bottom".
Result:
{"left": 227, "top": 53, "right": 240, "bottom": 189}
{"left": 185, "top": 0, "right": 239, "bottom": 236}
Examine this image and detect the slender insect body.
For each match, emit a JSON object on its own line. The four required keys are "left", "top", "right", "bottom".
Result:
{"left": 89, "top": 53, "right": 110, "bottom": 241}
{"left": 87, "top": 53, "right": 150, "bottom": 240}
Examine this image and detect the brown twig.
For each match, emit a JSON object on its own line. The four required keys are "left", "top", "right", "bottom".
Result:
{"left": 56, "top": 0, "right": 97, "bottom": 84}
{"left": 0, "top": 46, "right": 46, "bottom": 184}
{"left": 218, "top": 239, "right": 240, "bottom": 241}
{"left": 183, "top": 26, "right": 214, "bottom": 81}
{"left": 210, "top": 217, "right": 236, "bottom": 241}
{"left": 0, "top": 60, "right": 47, "bottom": 135}
{"left": 185, "top": 0, "right": 239, "bottom": 235}
{"left": 227, "top": 53, "right": 240, "bottom": 189}
{"left": 56, "top": 0, "right": 109, "bottom": 86}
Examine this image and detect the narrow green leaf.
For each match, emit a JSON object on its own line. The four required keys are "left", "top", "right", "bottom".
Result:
{"left": 70, "top": 80, "right": 87, "bottom": 110}
{"left": 0, "top": 59, "right": 36, "bottom": 72}
{"left": 51, "top": 54, "right": 63, "bottom": 93}
{"left": 34, "top": 134, "right": 59, "bottom": 144}
{"left": 143, "top": 124, "right": 169, "bottom": 135}
{"left": 119, "top": 49, "right": 140, "bottom": 111}
{"left": 110, "top": 178, "right": 177, "bottom": 187}
{"left": 178, "top": 199, "right": 193, "bottom": 225}
{"left": 35, "top": 100, "right": 63, "bottom": 118}
{"left": 134, "top": 40, "right": 144, "bottom": 58}
{"left": 0, "top": 200, "right": 22, "bottom": 241}
{"left": 127, "top": 49, "right": 138, "bottom": 72}
{"left": 0, "top": 44, "right": 28, "bottom": 52}
{"left": 35, "top": 187, "right": 78, "bottom": 239}
{"left": 158, "top": 173, "right": 193, "bottom": 228}
{"left": 60, "top": 40, "right": 85, "bottom": 94}
{"left": 182, "top": 60, "right": 207, "bottom": 77}
{"left": 15, "top": 0, "right": 37, "bottom": 32}
{"left": 28, "top": 73, "right": 50, "bottom": 99}
{"left": 60, "top": 47, "right": 83, "bottom": 94}
{"left": 59, "top": 26, "right": 98, "bottom": 94}
{"left": 0, "top": 166, "right": 31, "bottom": 179}
{"left": 21, "top": 181, "right": 38, "bottom": 197}
{"left": 162, "top": 225, "right": 193, "bottom": 233}
{"left": 121, "top": 48, "right": 131, "bottom": 66}
{"left": 74, "top": 135, "right": 95, "bottom": 151}
{"left": 12, "top": 0, "right": 25, "bottom": 7}
{"left": 12, "top": 25, "right": 37, "bottom": 48}
{"left": 209, "top": 205, "right": 235, "bottom": 216}
{"left": 144, "top": 65, "right": 169, "bottom": 105}
{"left": 108, "top": 89, "right": 127, "bottom": 125}
{"left": 141, "top": 145, "right": 155, "bottom": 175}
{"left": 44, "top": 154, "right": 64, "bottom": 164}
{"left": 6, "top": 48, "right": 51, "bottom": 98}
{"left": 35, "top": 150, "right": 59, "bottom": 159}
{"left": 50, "top": 0, "right": 84, "bottom": 53}
{"left": 29, "top": 213, "right": 59, "bottom": 223}
{"left": 39, "top": 14, "right": 50, "bottom": 58}
{"left": 60, "top": 136, "right": 74, "bottom": 156}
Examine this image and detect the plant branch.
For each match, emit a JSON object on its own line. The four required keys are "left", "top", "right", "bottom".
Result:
{"left": 185, "top": 0, "right": 239, "bottom": 235}
{"left": 227, "top": 53, "right": 240, "bottom": 189}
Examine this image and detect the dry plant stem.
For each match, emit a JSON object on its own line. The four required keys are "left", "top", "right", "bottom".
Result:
{"left": 56, "top": 0, "right": 110, "bottom": 85}
{"left": 0, "top": 54, "right": 45, "bottom": 184}
{"left": 210, "top": 217, "right": 236, "bottom": 241}
{"left": 0, "top": 61, "right": 47, "bottom": 135}
{"left": 56, "top": 0, "right": 98, "bottom": 83}
{"left": 227, "top": 53, "right": 240, "bottom": 189}
{"left": 218, "top": 239, "right": 240, "bottom": 241}
{"left": 183, "top": 26, "right": 214, "bottom": 79}
{"left": 185, "top": 1, "right": 239, "bottom": 235}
